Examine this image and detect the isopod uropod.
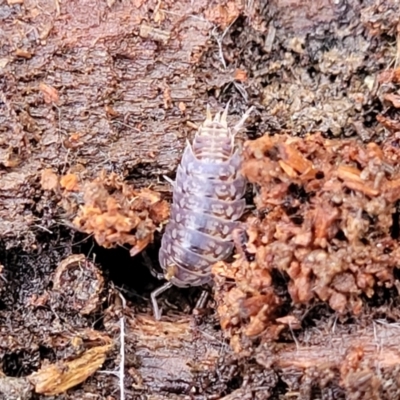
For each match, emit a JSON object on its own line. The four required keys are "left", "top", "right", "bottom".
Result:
{"left": 151, "top": 103, "right": 254, "bottom": 319}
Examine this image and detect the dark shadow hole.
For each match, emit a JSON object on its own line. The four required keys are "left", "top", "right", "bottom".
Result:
{"left": 291, "top": 215, "right": 304, "bottom": 225}
{"left": 287, "top": 183, "right": 309, "bottom": 202}
{"left": 265, "top": 145, "right": 279, "bottom": 161}
{"left": 39, "top": 346, "right": 56, "bottom": 363}
{"left": 315, "top": 171, "right": 324, "bottom": 179}
{"left": 2, "top": 350, "right": 39, "bottom": 377}
{"left": 335, "top": 230, "right": 346, "bottom": 241}
{"left": 226, "top": 374, "right": 243, "bottom": 391}
{"left": 391, "top": 203, "right": 400, "bottom": 239}
{"left": 74, "top": 236, "right": 204, "bottom": 316}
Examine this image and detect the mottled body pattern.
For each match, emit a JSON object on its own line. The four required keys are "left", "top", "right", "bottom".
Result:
{"left": 152, "top": 104, "right": 253, "bottom": 319}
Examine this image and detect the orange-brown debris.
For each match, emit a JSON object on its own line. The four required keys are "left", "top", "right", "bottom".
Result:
{"left": 38, "top": 82, "right": 60, "bottom": 104}
{"left": 73, "top": 172, "right": 169, "bottom": 254}
{"left": 28, "top": 330, "right": 112, "bottom": 395}
{"left": 60, "top": 173, "right": 80, "bottom": 192}
{"left": 204, "top": 1, "right": 242, "bottom": 29}
{"left": 213, "top": 132, "right": 400, "bottom": 346}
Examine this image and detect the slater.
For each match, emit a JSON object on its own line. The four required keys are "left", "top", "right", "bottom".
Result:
{"left": 151, "top": 103, "right": 254, "bottom": 319}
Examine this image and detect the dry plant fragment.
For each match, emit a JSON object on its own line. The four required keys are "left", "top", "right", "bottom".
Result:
{"left": 213, "top": 132, "right": 400, "bottom": 348}
{"left": 60, "top": 173, "right": 79, "bottom": 191}
{"left": 384, "top": 93, "right": 400, "bottom": 108}
{"left": 38, "top": 82, "right": 59, "bottom": 104}
{"left": 24, "top": 329, "right": 112, "bottom": 396}
{"left": 28, "top": 344, "right": 111, "bottom": 395}
{"left": 204, "top": 2, "right": 242, "bottom": 29}
{"left": 15, "top": 49, "right": 32, "bottom": 59}
{"left": 139, "top": 23, "right": 170, "bottom": 43}
{"left": 52, "top": 254, "right": 104, "bottom": 315}
{"left": 234, "top": 69, "right": 248, "bottom": 82}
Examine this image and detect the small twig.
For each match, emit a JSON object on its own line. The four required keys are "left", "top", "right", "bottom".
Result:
{"left": 375, "top": 319, "right": 400, "bottom": 329}
{"left": 0, "top": 268, "right": 8, "bottom": 283}
{"left": 114, "top": 120, "right": 141, "bottom": 132}
{"left": 161, "top": 9, "right": 211, "bottom": 24}
{"left": 115, "top": 285, "right": 148, "bottom": 301}
{"left": 98, "top": 370, "right": 120, "bottom": 377}
{"left": 119, "top": 317, "right": 125, "bottom": 400}
{"left": 212, "top": 27, "right": 227, "bottom": 69}
{"left": 212, "top": 17, "right": 238, "bottom": 70}
{"left": 198, "top": 329, "right": 228, "bottom": 347}
{"left": 288, "top": 322, "right": 300, "bottom": 352}
{"left": 86, "top": 240, "right": 96, "bottom": 260}
{"left": 331, "top": 314, "right": 338, "bottom": 334}
{"left": 32, "top": 224, "right": 53, "bottom": 234}
{"left": 70, "top": 233, "right": 94, "bottom": 247}
{"left": 395, "top": 31, "right": 400, "bottom": 70}
{"left": 232, "top": 81, "right": 249, "bottom": 102}
{"left": 119, "top": 293, "right": 127, "bottom": 400}
{"left": 98, "top": 292, "right": 127, "bottom": 398}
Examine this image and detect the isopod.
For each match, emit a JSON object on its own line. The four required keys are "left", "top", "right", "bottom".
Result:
{"left": 151, "top": 103, "right": 254, "bottom": 319}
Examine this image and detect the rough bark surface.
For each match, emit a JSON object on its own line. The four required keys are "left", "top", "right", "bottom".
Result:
{"left": 1, "top": 0, "right": 400, "bottom": 399}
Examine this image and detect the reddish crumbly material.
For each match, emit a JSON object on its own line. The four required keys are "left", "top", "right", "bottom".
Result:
{"left": 213, "top": 132, "right": 400, "bottom": 348}
{"left": 73, "top": 172, "right": 169, "bottom": 255}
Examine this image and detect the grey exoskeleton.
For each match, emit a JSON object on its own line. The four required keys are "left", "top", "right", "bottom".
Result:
{"left": 151, "top": 103, "right": 254, "bottom": 319}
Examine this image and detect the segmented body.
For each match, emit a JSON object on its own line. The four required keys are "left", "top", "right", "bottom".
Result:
{"left": 159, "top": 105, "right": 251, "bottom": 288}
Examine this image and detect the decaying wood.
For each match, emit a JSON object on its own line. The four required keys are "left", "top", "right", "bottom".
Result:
{"left": 28, "top": 344, "right": 112, "bottom": 395}
{"left": 2, "top": 312, "right": 400, "bottom": 399}
{"left": 213, "top": 132, "right": 400, "bottom": 348}
{"left": 100, "top": 313, "right": 400, "bottom": 399}
{"left": 2, "top": 0, "right": 400, "bottom": 398}
{"left": 0, "top": 0, "right": 236, "bottom": 249}
{"left": 259, "top": 322, "right": 400, "bottom": 399}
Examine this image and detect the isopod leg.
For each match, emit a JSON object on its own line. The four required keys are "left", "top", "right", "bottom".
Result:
{"left": 163, "top": 175, "right": 175, "bottom": 187}
{"left": 192, "top": 289, "right": 211, "bottom": 325}
{"left": 150, "top": 281, "right": 173, "bottom": 320}
{"left": 194, "top": 289, "right": 209, "bottom": 310}
{"left": 142, "top": 251, "right": 164, "bottom": 280}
